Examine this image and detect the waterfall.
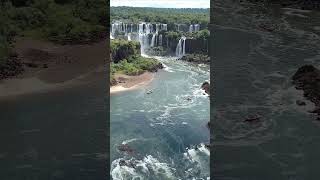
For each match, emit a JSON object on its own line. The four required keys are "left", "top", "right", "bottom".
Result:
{"left": 128, "top": 33, "right": 132, "bottom": 41}
{"left": 189, "top": 25, "right": 194, "bottom": 32}
{"left": 159, "top": 34, "right": 163, "bottom": 46}
{"left": 138, "top": 22, "right": 151, "bottom": 54}
{"left": 151, "top": 34, "right": 156, "bottom": 47}
{"left": 110, "top": 21, "right": 169, "bottom": 54}
{"left": 162, "top": 24, "right": 167, "bottom": 31}
{"left": 194, "top": 24, "right": 200, "bottom": 31}
{"left": 138, "top": 33, "right": 148, "bottom": 54}
{"left": 145, "top": 23, "right": 153, "bottom": 34}
{"left": 176, "top": 36, "right": 186, "bottom": 57}
{"left": 183, "top": 37, "right": 186, "bottom": 55}
{"left": 156, "top": 24, "right": 160, "bottom": 33}
{"left": 139, "top": 24, "right": 144, "bottom": 33}
{"left": 155, "top": 35, "right": 158, "bottom": 46}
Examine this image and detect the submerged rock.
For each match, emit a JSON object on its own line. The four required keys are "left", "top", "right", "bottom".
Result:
{"left": 118, "top": 159, "right": 136, "bottom": 168}
{"left": 117, "top": 144, "right": 134, "bottom": 154}
{"left": 296, "top": 100, "right": 306, "bottom": 106}
{"left": 244, "top": 114, "right": 261, "bottom": 123}
{"left": 292, "top": 65, "right": 320, "bottom": 117}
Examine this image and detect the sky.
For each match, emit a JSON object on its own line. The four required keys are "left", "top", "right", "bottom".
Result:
{"left": 110, "top": 0, "right": 210, "bottom": 8}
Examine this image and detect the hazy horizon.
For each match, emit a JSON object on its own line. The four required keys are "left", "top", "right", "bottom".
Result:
{"left": 110, "top": 0, "right": 210, "bottom": 8}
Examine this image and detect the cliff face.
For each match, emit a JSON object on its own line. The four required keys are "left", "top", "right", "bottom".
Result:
{"left": 185, "top": 39, "right": 208, "bottom": 54}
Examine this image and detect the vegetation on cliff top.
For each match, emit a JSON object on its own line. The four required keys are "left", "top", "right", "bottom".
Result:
{"left": 110, "top": 6, "right": 209, "bottom": 27}
{"left": 110, "top": 39, "right": 162, "bottom": 85}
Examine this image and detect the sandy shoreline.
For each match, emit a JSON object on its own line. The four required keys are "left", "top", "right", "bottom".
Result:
{"left": 110, "top": 72, "right": 154, "bottom": 94}
{"left": 0, "top": 38, "right": 107, "bottom": 98}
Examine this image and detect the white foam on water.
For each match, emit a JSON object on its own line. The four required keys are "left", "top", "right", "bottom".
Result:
{"left": 111, "top": 155, "right": 176, "bottom": 180}
{"left": 161, "top": 63, "right": 174, "bottom": 72}
{"left": 183, "top": 143, "right": 210, "bottom": 178}
{"left": 121, "top": 138, "right": 138, "bottom": 145}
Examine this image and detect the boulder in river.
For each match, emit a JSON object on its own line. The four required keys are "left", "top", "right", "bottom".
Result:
{"left": 292, "top": 65, "right": 320, "bottom": 117}
{"left": 179, "top": 53, "right": 210, "bottom": 64}
{"left": 201, "top": 81, "right": 210, "bottom": 95}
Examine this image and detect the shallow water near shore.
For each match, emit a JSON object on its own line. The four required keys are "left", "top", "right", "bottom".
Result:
{"left": 110, "top": 56, "right": 210, "bottom": 179}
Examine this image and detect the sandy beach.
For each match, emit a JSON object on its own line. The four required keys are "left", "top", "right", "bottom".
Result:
{"left": 110, "top": 72, "right": 154, "bottom": 94}
{"left": 0, "top": 38, "right": 107, "bottom": 98}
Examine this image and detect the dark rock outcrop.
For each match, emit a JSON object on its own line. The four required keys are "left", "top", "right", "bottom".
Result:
{"left": 0, "top": 52, "right": 24, "bottom": 80}
{"left": 179, "top": 54, "right": 210, "bottom": 64}
{"left": 292, "top": 65, "right": 320, "bottom": 117}
{"left": 296, "top": 100, "right": 306, "bottom": 106}
{"left": 148, "top": 62, "right": 164, "bottom": 72}
{"left": 201, "top": 81, "right": 210, "bottom": 95}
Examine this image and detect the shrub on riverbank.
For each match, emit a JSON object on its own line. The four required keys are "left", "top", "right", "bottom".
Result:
{"left": 111, "top": 56, "right": 163, "bottom": 76}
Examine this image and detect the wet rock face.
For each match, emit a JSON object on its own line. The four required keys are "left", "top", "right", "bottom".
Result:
{"left": 201, "top": 81, "right": 210, "bottom": 95}
{"left": 292, "top": 65, "right": 320, "bottom": 116}
{"left": 185, "top": 39, "right": 208, "bottom": 54}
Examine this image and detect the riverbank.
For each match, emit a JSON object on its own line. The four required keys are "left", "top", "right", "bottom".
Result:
{"left": 110, "top": 72, "right": 154, "bottom": 94}
{"left": 0, "top": 38, "right": 107, "bottom": 98}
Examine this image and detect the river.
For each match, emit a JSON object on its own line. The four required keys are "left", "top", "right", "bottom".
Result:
{"left": 213, "top": 1, "right": 320, "bottom": 179}
{"left": 110, "top": 56, "right": 210, "bottom": 179}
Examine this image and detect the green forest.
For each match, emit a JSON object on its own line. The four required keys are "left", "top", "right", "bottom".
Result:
{"left": 110, "top": 6, "right": 209, "bottom": 26}
{"left": 0, "top": 0, "right": 108, "bottom": 77}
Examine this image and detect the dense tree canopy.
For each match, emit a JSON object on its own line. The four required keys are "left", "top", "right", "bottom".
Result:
{"left": 0, "top": 0, "right": 108, "bottom": 70}
{"left": 110, "top": 6, "right": 209, "bottom": 26}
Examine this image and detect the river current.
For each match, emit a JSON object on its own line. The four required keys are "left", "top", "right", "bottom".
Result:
{"left": 110, "top": 56, "right": 210, "bottom": 179}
